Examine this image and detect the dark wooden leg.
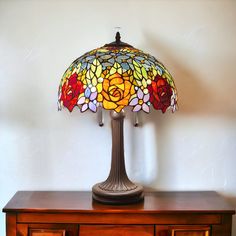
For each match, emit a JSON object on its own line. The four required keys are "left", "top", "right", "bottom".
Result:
{"left": 212, "top": 214, "right": 232, "bottom": 236}
{"left": 6, "top": 213, "right": 16, "bottom": 236}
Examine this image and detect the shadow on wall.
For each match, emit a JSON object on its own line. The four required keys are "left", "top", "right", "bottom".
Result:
{"left": 143, "top": 31, "right": 236, "bottom": 118}
{"left": 127, "top": 31, "right": 236, "bottom": 188}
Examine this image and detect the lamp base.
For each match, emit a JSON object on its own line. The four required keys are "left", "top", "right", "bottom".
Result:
{"left": 92, "top": 183, "right": 144, "bottom": 204}
{"left": 92, "top": 110, "right": 144, "bottom": 205}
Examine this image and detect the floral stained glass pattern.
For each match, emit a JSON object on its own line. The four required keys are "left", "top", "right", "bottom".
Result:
{"left": 58, "top": 46, "right": 177, "bottom": 113}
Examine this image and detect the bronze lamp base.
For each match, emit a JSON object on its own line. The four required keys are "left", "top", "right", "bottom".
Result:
{"left": 92, "top": 183, "right": 144, "bottom": 205}
{"left": 92, "top": 110, "right": 144, "bottom": 204}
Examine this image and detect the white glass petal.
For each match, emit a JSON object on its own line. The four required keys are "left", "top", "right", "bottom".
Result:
{"left": 129, "top": 97, "right": 138, "bottom": 106}
{"left": 143, "top": 93, "right": 150, "bottom": 103}
{"left": 89, "top": 102, "right": 97, "bottom": 112}
{"left": 77, "top": 97, "right": 85, "bottom": 105}
{"left": 142, "top": 103, "right": 150, "bottom": 113}
{"left": 90, "top": 92, "right": 97, "bottom": 101}
{"left": 133, "top": 104, "right": 141, "bottom": 112}
{"left": 81, "top": 103, "right": 88, "bottom": 112}
{"left": 137, "top": 88, "right": 143, "bottom": 99}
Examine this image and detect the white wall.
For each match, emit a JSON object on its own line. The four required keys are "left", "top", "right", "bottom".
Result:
{"left": 0, "top": 0, "right": 236, "bottom": 234}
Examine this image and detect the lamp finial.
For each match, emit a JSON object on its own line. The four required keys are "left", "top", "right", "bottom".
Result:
{"left": 115, "top": 32, "right": 121, "bottom": 44}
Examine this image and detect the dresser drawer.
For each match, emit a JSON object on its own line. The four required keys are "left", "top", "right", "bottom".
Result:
{"left": 17, "top": 223, "right": 78, "bottom": 236}
{"left": 29, "top": 229, "right": 65, "bottom": 236}
{"left": 155, "top": 225, "right": 210, "bottom": 236}
{"left": 80, "top": 225, "right": 154, "bottom": 236}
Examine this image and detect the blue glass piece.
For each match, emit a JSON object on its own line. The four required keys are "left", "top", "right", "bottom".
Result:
{"left": 100, "top": 55, "right": 112, "bottom": 60}
{"left": 81, "top": 62, "right": 87, "bottom": 70}
{"left": 128, "top": 63, "right": 134, "bottom": 70}
{"left": 125, "top": 53, "right": 135, "bottom": 57}
{"left": 143, "top": 63, "right": 150, "bottom": 70}
{"left": 121, "top": 63, "right": 130, "bottom": 70}
{"left": 148, "top": 55, "right": 157, "bottom": 63}
{"left": 86, "top": 63, "right": 91, "bottom": 70}
{"left": 156, "top": 66, "right": 163, "bottom": 75}
{"left": 85, "top": 87, "right": 91, "bottom": 98}
{"left": 102, "top": 62, "right": 113, "bottom": 68}
{"left": 108, "top": 58, "right": 115, "bottom": 64}
{"left": 116, "top": 55, "right": 129, "bottom": 63}
{"left": 135, "top": 56, "right": 145, "bottom": 61}
{"left": 85, "top": 56, "right": 95, "bottom": 62}
{"left": 96, "top": 52, "right": 105, "bottom": 58}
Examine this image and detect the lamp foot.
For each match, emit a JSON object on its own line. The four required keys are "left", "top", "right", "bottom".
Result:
{"left": 92, "top": 183, "right": 144, "bottom": 204}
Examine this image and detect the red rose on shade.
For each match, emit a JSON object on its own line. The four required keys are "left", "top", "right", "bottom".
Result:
{"left": 59, "top": 73, "right": 84, "bottom": 112}
{"left": 147, "top": 74, "right": 173, "bottom": 113}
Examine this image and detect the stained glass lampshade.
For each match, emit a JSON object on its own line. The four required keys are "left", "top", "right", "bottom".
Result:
{"left": 58, "top": 32, "right": 177, "bottom": 204}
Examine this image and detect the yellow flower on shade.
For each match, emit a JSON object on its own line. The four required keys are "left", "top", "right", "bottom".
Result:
{"left": 101, "top": 73, "right": 135, "bottom": 112}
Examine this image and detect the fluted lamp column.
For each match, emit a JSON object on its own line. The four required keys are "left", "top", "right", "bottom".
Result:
{"left": 92, "top": 110, "right": 144, "bottom": 204}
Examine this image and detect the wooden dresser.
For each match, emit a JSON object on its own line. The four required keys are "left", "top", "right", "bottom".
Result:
{"left": 2, "top": 191, "right": 235, "bottom": 236}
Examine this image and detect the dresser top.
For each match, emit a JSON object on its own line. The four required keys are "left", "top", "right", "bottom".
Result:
{"left": 2, "top": 191, "right": 235, "bottom": 214}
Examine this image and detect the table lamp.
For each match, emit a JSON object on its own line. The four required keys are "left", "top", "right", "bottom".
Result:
{"left": 58, "top": 32, "right": 177, "bottom": 204}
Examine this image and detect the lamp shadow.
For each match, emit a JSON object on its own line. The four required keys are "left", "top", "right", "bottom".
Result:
{"left": 142, "top": 32, "right": 236, "bottom": 118}
{"left": 128, "top": 31, "right": 236, "bottom": 189}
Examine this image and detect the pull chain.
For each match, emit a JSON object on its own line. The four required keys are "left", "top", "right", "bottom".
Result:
{"left": 97, "top": 106, "right": 104, "bottom": 127}
{"left": 133, "top": 112, "right": 139, "bottom": 127}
